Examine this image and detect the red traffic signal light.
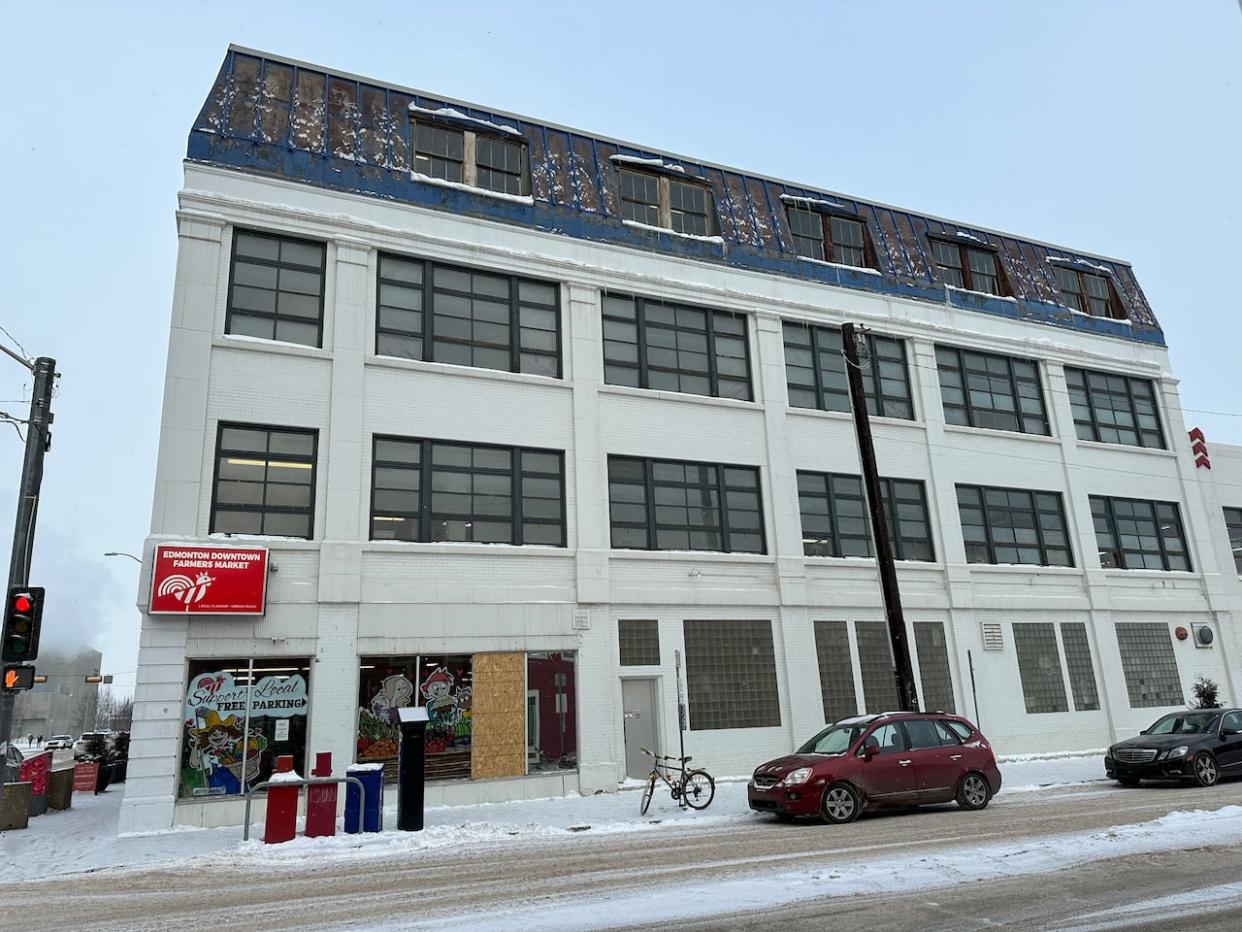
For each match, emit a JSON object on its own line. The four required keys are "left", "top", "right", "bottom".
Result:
{"left": 2, "top": 664, "right": 35, "bottom": 691}
{"left": 2, "top": 586, "right": 44, "bottom": 663}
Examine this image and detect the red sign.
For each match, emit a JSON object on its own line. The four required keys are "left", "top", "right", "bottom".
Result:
{"left": 150, "top": 545, "right": 268, "bottom": 615}
{"left": 19, "top": 751, "right": 51, "bottom": 795}
{"left": 73, "top": 762, "right": 99, "bottom": 793}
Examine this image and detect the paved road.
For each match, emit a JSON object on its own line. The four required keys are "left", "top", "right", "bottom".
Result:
{"left": 3, "top": 780, "right": 1241, "bottom": 931}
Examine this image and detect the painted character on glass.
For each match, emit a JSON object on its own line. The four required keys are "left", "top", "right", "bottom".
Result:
{"left": 187, "top": 710, "right": 247, "bottom": 795}
{"left": 420, "top": 668, "right": 459, "bottom": 727}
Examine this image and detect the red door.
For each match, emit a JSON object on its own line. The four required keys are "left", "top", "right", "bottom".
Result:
{"left": 854, "top": 722, "right": 919, "bottom": 804}
{"left": 903, "top": 718, "right": 962, "bottom": 801}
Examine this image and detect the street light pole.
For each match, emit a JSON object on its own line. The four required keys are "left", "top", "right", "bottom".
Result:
{"left": 104, "top": 552, "right": 142, "bottom": 565}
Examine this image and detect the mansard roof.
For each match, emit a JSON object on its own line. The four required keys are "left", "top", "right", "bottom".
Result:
{"left": 188, "top": 47, "right": 1162, "bottom": 345}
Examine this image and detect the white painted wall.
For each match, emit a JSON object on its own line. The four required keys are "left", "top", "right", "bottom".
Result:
{"left": 120, "top": 163, "right": 1242, "bottom": 831}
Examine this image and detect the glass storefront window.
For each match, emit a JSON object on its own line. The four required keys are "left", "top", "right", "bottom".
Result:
{"left": 526, "top": 652, "right": 576, "bottom": 773}
{"left": 179, "top": 658, "right": 311, "bottom": 800}
{"left": 357, "top": 655, "right": 473, "bottom": 781}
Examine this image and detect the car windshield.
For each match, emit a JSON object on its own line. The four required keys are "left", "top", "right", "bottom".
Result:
{"left": 1147, "top": 712, "right": 1220, "bottom": 735}
{"left": 797, "top": 724, "right": 868, "bottom": 754}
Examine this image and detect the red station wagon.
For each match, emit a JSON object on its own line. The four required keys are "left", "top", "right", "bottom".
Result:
{"left": 748, "top": 712, "right": 1002, "bottom": 824}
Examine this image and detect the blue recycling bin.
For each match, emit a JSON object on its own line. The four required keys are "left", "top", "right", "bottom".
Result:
{"left": 344, "top": 764, "right": 384, "bottom": 833}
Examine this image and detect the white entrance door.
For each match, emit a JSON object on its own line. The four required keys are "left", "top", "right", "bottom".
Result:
{"left": 622, "top": 678, "right": 659, "bottom": 780}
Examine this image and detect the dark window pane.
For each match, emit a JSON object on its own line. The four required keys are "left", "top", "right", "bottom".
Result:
{"left": 227, "top": 231, "right": 325, "bottom": 347}
{"left": 212, "top": 424, "right": 316, "bottom": 539}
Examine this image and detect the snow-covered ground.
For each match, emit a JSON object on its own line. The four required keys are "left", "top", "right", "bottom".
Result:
{"left": 0, "top": 752, "right": 1109, "bottom": 883}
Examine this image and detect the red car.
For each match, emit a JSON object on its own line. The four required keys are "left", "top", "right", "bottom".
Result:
{"left": 747, "top": 712, "right": 1002, "bottom": 824}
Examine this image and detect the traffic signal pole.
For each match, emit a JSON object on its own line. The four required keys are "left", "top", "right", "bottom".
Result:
{"left": 840, "top": 325, "right": 919, "bottom": 713}
{"left": 0, "top": 355, "right": 56, "bottom": 782}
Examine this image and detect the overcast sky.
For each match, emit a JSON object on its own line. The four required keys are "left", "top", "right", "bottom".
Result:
{"left": 1, "top": 0, "right": 1239, "bottom": 693}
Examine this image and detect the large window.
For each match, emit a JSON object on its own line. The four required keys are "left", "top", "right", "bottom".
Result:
{"left": 787, "top": 207, "right": 872, "bottom": 268}
{"left": 1225, "top": 507, "right": 1242, "bottom": 573}
{"left": 957, "top": 485, "right": 1073, "bottom": 567}
{"left": 412, "top": 120, "right": 528, "bottom": 196}
{"left": 607, "top": 456, "right": 764, "bottom": 554}
{"left": 783, "top": 321, "right": 913, "bottom": 419}
{"left": 1060, "top": 622, "right": 1100, "bottom": 711}
{"left": 1053, "top": 266, "right": 1124, "bottom": 320}
{"left": 370, "top": 437, "right": 565, "bottom": 546}
{"left": 814, "top": 620, "right": 858, "bottom": 723}
{"left": 1091, "top": 496, "right": 1190, "bottom": 571}
{"left": 180, "top": 658, "right": 311, "bottom": 799}
{"left": 1115, "top": 623, "right": 1183, "bottom": 708}
{"left": 929, "top": 239, "right": 1006, "bottom": 295}
{"left": 1064, "top": 367, "right": 1164, "bottom": 449}
{"left": 226, "top": 230, "right": 326, "bottom": 347}
{"left": 1012, "top": 623, "right": 1068, "bottom": 714}
{"left": 683, "top": 620, "right": 780, "bottom": 730}
{"left": 914, "top": 622, "right": 955, "bottom": 714}
{"left": 527, "top": 652, "right": 577, "bottom": 773}
{"left": 617, "top": 168, "right": 717, "bottom": 236}
{"left": 855, "top": 621, "right": 900, "bottom": 713}
{"left": 936, "top": 346, "right": 1049, "bottom": 435}
{"left": 797, "top": 472, "right": 934, "bottom": 561}
{"left": 376, "top": 254, "right": 560, "bottom": 377}
{"left": 211, "top": 424, "right": 317, "bottom": 539}
{"left": 601, "top": 293, "right": 751, "bottom": 400}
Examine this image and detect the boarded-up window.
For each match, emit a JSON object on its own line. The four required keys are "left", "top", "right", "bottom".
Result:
{"left": 855, "top": 622, "right": 900, "bottom": 713}
{"left": 1060, "top": 623, "right": 1100, "bottom": 711}
{"left": 915, "top": 623, "right": 955, "bottom": 713}
{"left": 1013, "top": 623, "right": 1068, "bottom": 714}
{"left": 683, "top": 620, "right": 779, "bottom": 730}
{"left": 813, "top": 621, "right": 858, "bottom": 723}
{"left": 1116, "top": 623, "right": 1183, "bottom": 708}
{"left": 619, "top": 620, "right": 660, "bottom": 667}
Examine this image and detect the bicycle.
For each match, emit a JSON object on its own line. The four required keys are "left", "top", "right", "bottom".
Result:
{"left": 639, "top": 748, "right": 715, "bottom": 815}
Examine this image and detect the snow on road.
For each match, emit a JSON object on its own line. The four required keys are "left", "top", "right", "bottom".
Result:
{"left": 0, "top": 752, "right": 1109, "bottom": 883}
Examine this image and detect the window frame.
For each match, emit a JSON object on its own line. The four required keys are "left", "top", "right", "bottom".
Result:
{"left": 410, "top": 118, "right": 531, "bottom": 197}
{"left": 375, "top": 252, "right": 562, "bottom": 378}
{"left": 1091, "top": 495, "right": 1191, "bottom": 572}
{"left": 785, "top": 205, "right": 876, "bottom": 270}
{"left": 782, "top": 320, "right": 914, "bottom": 420}
{"left": 209, "top": 422, "right": 319, "bottom": 540}
{"left": 616, "top": 167, "right": 718, "bottom": 237}
{"left": 935, "top": 344, "right": 1050, "bottom": 436}
{"left": 369, "top": 435, "right": 567, "bottom": 547}
{"left": 1064, "top": 366, "right": 1165, "bottom": 449}
{"left": 1052, "top": 264, "right": 1127, "bottom": 320}
{"left": 796, "top": 471, "right": 935, "bottom": 562}
{"left": 607, "top": 455, "right": 766, "bottom": 555}
{"left": 601, "top": 292, "right": 753, "bottom": 401}
{"left": 956, "top": 483, "right": 1075, "bottom": 568}
{"left": 928, "top": 237, "right": 1009, "bottom": 297}
{"left": 225, "top": 228, "right": 327, "bottom": 349}
{"left": 1225, "top": 507, "right": 1242, "bottom": 574}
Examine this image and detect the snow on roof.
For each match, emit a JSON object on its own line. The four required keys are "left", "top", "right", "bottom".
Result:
{"left": 779, "top": 193, "right": 850, "bottom": 212}
{"left": 408, "top": 104, "right": 522, "bottom": 138}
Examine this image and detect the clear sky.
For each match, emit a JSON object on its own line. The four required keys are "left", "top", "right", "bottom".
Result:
{"left": 1, "top": 0, "right": 1239, "bottom": 693}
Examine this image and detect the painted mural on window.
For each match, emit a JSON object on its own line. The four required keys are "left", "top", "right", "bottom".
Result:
{"left": 178, "top": 659, "right": 310, "bottom": 799}
{"left": 357, "top": 655, "right": 472, "bottom": 781}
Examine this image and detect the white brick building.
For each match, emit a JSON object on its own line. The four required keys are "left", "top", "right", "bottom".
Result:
{"left": 120, "top": 48, "right": 1242, "bottom": 832}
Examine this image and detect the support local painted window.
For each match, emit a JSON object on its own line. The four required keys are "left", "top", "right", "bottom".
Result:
{"left": 178, "top": 658, "right": 310, "bottom": 800}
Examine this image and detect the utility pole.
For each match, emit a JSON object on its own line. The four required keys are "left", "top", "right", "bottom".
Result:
{"left": 0, "top": 353, "right": 56, "bottom": 781}
{"left": 840, "top": 324, "right": 918, "bottom": 712}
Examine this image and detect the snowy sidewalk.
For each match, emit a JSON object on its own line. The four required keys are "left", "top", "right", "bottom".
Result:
{"left": 0, "top": 752, "right": 1108, "bottom": 883}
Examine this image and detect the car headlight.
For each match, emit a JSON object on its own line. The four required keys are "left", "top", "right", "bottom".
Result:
{"left": 782, "top": 767, "right": 813, "bottom": 786}
{"left": 1162, "top": 746, "right": 1189, "bottom": 760}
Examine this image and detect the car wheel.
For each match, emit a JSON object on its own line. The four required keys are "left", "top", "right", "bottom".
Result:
{"left": 1193, "top": 752, "right": 1219, "bottom": 788}
{"left": 1116, "top": 776, "right": 1141, "bottom": 788}
{"left": 956, "top": 772, "right": 992, "bottom": 811}
{"left": 820, "top": 782, "right": 861, "bottom": 824}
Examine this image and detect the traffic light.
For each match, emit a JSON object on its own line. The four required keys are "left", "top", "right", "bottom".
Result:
{"left": 2, "top": 664, "right": 35, "bottom": 691}
{"left": 2, "top": 586, "right": 44, "bottom": 662}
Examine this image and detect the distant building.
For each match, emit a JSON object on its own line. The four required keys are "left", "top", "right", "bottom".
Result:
{"left": 122, "top": 46, "right": 1242, "bottom": 833}
{"left": 12, "top": 647, "right": 102, "bottom": 740}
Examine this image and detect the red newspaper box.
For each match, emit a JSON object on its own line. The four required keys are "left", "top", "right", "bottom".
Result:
{"left": 73, "top": 762, "right": 100, "bottom": 794}
{"left": 263, "top": 755, "right": 299, "bottom": 844}
{"left": 304, "top": 752, "right": 337, "bottom": 838}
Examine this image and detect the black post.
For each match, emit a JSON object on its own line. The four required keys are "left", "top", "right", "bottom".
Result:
{"left": 396, "top": 707, "right": 428, "bottom": 831}
{"left": 1, "top": 356, "right": 56, "bottom": 782}
{"left": 840, "top": 325, "right": 918, "bottom": 712}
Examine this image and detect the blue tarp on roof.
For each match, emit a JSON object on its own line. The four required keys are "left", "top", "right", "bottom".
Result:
{"left": 187, "top": 48, "right": 1163, "bottom": 346}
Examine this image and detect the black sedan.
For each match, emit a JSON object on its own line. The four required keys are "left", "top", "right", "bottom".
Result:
{"left": 1105, "top": 709, "right": 1242, "bottom": 787}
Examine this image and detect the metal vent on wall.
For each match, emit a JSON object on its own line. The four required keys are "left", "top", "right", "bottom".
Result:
{"left": 981, "top": 622, "right": 1004, "bottom": 651}
{"left": 1195, "top": 625, "right": 1215, "bottom": 649}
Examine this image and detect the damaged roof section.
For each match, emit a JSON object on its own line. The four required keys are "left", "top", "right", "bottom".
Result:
{"left": 188, "top": 47, "right": 1163, "bottom": 345}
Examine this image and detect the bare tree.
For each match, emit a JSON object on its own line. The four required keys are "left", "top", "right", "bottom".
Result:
{"left": 94, "top": 687, "right": 134, "bottom": 732}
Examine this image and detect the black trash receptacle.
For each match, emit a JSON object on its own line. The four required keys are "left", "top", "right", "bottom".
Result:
{"left": 396, "top": 706, "right": 429, "bottom": 832}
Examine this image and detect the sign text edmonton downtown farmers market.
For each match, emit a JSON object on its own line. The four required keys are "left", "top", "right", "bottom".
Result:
{"left": 164, "top": 550, "right": 264, "bottom": 570}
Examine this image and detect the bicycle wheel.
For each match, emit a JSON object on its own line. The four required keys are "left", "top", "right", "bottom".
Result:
{"left": 640, "top": 774, "right": 657, "bottom": 815}
{"left": 682, "top": 769, "right": 715, "bottom": 810}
